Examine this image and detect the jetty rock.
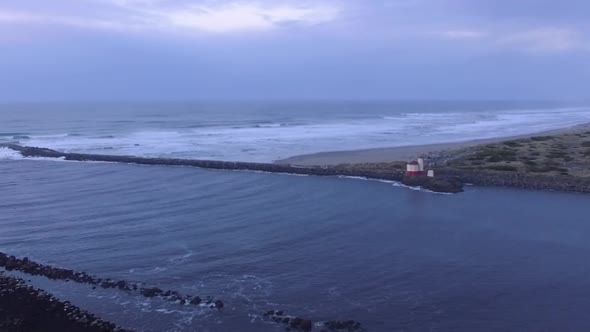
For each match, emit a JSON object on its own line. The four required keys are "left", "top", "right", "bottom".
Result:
{"left": 401, "top": 175, "right": 464, "bottom": 193}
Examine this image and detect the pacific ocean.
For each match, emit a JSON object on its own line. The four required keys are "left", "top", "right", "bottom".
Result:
{"left": 2, "top": 101, "right": 590, "bottom": 331}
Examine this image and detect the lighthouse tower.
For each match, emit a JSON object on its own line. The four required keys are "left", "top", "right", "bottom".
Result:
{"left": 417, "top": 158, "right": 425, "bottom": 172}
{"left": 406, "top": 161, "right": 422, "bottom": 176}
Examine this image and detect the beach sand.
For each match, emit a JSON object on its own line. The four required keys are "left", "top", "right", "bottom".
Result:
{"left": 276, "top": 123, "right": 590, "bottom": 166}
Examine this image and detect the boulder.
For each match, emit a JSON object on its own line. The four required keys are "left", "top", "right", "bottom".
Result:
{"left": 401, "top": 175, "right": 463, "bottom": 193}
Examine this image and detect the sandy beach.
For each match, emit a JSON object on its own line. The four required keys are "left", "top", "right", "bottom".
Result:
{"left": 276, "top": 123, "right": 590, "bottom": 166}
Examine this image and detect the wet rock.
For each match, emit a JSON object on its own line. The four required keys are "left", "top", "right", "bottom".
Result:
{"left": 0, "top": 274, "right": 131, "bottom": 331}
{"left": 140, "top": 287, "right": 163, "bottom": 297}
{"left": 263, "top": 310, "right": 364, "bottom": 332}
{"left": 401, "top": 175, "right": 464, "bottom": 193}
{"left": 290, "top": 318, "right": 303, "bottom": 328}
{"left": 0, "top": 252, "right": 222, "bottom": 311}
{"left": 324, "top": 320, "right": 363, "bottom": 331}
{"left": 116, "top": 281, "right": 128, "bottom": 290}
{"left": 300, "top": 319, "right": 313, "bottom": 331}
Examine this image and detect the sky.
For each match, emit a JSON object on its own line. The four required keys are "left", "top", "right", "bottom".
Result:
{"left": 0, "top": 0, "right": 589, "bottom": 101}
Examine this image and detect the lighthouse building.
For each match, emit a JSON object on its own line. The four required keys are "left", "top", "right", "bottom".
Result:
{"left": 406, "top": 161, "right": 422, "bottom": 176}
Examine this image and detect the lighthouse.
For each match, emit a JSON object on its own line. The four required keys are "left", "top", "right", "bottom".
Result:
{"left": 406, "top": 161, "right": 422, "bottom": 176}
{"left": 417, "top": 158, "right": 425, "bottom": 172}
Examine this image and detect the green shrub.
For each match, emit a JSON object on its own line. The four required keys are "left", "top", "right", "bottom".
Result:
{"left": 502, "top": 141, "right": 522, "bottom": 147}
{"left": 487, "top": 165, "right": 518, "bottom": 172}
{"left": 475, "top": 147, "right": 517, "bottom": 162}
{"left": 528, "top": 165, "right": 568, "bottom": 173}
{"left": 531, "top": 136, "right": 554, "bottom": 142}
{"left": 546, "top": 150, "right": 568, "bottom": 159}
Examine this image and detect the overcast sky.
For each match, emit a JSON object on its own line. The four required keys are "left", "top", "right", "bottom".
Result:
{"left": 1, "top": 0, "right": 589, "bottom": 101}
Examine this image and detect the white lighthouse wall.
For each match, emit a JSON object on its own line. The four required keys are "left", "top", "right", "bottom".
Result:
{"left": 417, "top": 158, "right": 425, "bottom": 171}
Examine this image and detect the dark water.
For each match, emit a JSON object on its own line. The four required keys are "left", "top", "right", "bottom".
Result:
{"left": 1, "top": 158, "right": 590, "bottom": 331}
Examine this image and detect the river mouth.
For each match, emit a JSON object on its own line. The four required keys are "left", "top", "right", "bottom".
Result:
{"left": 2, "top": 158, "right": 590, "bottom": 331}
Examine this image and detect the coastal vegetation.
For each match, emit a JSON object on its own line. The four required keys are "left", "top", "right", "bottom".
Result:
{"left": 439, "top": 131, "right": 590, "bottom": 177}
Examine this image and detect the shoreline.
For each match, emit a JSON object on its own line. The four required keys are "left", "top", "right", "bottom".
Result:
{"left": 276, "top": 123, "right": 590, "bottom": 166}
{"left": 0, "top": 272, "right": 129, "bottom": 332}
{"left": 3, "top": 120, "right": 590, "bottom": 194}
{"left": 1, "top": 252, "right": 363, "bottom": 332}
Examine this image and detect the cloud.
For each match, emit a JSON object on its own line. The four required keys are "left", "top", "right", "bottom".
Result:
{"left": 429, "top": 25, "right": 589, "bottom": 54}
{"left": 0, "top": 10, "right": 33, "bottom": 23}
{"left": 0, "top": 8, "right": 147, "bottom": 32}
{"left": 0, "top": 1, "right": 341, "bottom": 34}
{"left": 499, "top": 27, "right": 589, "bottom": 53}
{"left": 436, "top": 29, "right": 487, "bottom": 40}
{"left": 159, "top": 3, "right": 339, "bottom": 33}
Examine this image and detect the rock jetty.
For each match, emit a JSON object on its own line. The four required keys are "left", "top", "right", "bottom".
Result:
{"left": 0, "top": 144, "right": 465, "bottom": 194}
{"left": 0, "top": 252, "right": 223, "bottom": 309}
{"left": 0, "top": 272, "right": 130, "bottom": 332}
{"left": 439, "top": 169, "right": 590, "bottom": 193}
{"left": 263, "top": 310, "right": 363, "bottom": 331}
{"left": 1, "top": 252, "right": 365, "bottom": 331}
{"left": 401, "top": 175, "right": 464, "bottom": 193}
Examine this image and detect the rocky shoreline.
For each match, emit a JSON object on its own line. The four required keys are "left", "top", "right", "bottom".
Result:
{"left": 0, "top": 252, "right": 224, "bottom": 309}
{"left": 439, "top": 169, "right": 590, "bottom": 193}
{"left": 1, "top": 253, "right": 364, "bottom": 331}
{"left": 0, "top": 272, "right": 130, "bottom": 332}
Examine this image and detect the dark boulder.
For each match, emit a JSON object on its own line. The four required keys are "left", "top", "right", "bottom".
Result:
{"left": 401, "top": 175, "right": 463, "bottom": 193}
{"left": 290, "top": 318, "right": 303, "bottom": 328}
{"left": 324, "top": 320, "right": 363, "bottom": 331}
{"left": 300, "top": 319, "right": 313, "bottom": 331}
{"left": 140, "top": 287, "right": 163, "bottom": 298}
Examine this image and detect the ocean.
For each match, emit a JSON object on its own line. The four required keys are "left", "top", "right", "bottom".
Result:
{"left": 2, "top": 101, "right": 590, "bottom": 162}
{"left": 2, "top": 101, "right": 590, "bottom": 331}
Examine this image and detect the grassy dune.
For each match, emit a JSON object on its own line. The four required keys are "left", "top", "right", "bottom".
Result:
{"left": 441, "top": 131, "right": 590, "bottom": 177}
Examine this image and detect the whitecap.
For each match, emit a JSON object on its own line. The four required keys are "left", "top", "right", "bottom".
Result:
{"left": 0, "top": 147, "right": 23, "bottom": 160}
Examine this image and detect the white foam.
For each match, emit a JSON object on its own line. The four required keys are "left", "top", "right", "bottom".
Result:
{"left": 0, "top": 147, "right": 68, "bottom": 162}
{"left": 337, "top": 175, "right": 452, "bottom": 194}
{"left": 391, "top": 182, "right": 453, "bottom": 195}
{"left": 338, "top": 175, "right": 397, "bottom": 184}
{"left": 6, "top": 105, "right": 590, "bottom": 163}
{"left": 0, "top": 147, "right": 23, "bottom": 160}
